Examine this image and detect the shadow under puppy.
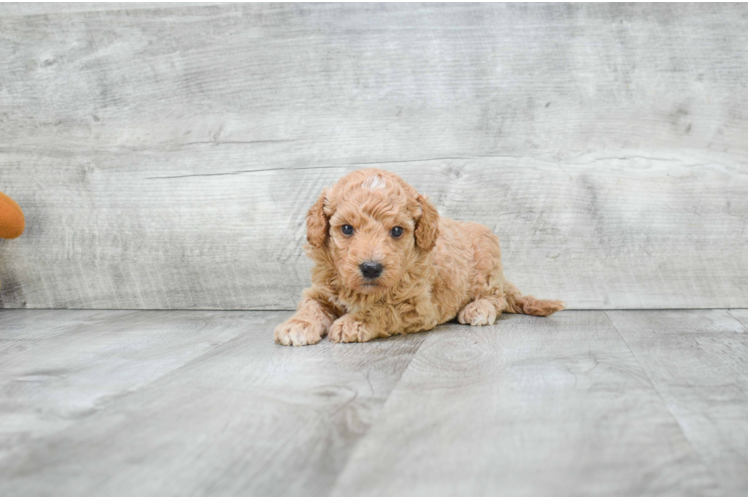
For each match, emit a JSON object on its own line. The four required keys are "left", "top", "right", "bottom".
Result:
{"left": 275, "top": 168, "right": 563, "bottom": 346}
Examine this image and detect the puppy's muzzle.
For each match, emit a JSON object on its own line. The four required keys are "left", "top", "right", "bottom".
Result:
{"left": 359, "top": 261, "right": 383, "bottom": 279}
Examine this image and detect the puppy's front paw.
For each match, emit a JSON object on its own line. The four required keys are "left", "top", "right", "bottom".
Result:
{"left": 329, "top": 315, "right": 377, "bottom": 343}
{"left": 457, "top": 299, "right": 498, "bottom": 326}
{"left": 274, "top": 318, "right": 325, "bottom": 346}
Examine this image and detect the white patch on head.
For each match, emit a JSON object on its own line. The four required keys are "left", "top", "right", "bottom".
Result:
{"left": 361, "top": 175, "right": 386, "bottom": 190}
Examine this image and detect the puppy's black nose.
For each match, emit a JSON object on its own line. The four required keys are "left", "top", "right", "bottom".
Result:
{"left": 359, "top": 261, "right": 383, "bottom": 279}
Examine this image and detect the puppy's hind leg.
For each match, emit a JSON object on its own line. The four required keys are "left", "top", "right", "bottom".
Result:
{"left": 457, "top": 298, "right": 501, "bottom": 326}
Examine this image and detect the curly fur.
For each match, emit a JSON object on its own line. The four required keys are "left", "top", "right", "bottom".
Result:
{"left": 274, "top": 169, "right": 564, "bottom": 346}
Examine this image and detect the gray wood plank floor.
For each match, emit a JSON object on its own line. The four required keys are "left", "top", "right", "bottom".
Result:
{"left": 0, "top": 309, "right": 746, "bottom": 495}
{"left": 3, "top": 3, "right": 748, "bottom": 310}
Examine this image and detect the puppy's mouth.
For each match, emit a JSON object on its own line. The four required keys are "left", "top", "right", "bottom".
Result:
{"left": 359, "top": 280, "right": 384, "bottom": 292}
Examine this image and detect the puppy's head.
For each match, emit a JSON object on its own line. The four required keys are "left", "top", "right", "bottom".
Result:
{"left": 306, "top": 169, "right": 439, "bottom": 294}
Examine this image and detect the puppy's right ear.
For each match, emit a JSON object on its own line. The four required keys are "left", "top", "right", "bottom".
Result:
{"left": 306, "top": 189, "right": 329, "bottom": 248}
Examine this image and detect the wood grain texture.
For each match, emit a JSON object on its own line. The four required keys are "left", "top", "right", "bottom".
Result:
{"left": 0, "top": 310, "right": 426, "bottom": 495}
{"left": 2, "top": 309, "right": 748, "bottom": 495}
{"left": 0, "top": 3, "right": 207, "bottom": 16}
{"left": 332, "top": 311, "right": 720, "bottom": 496}
{"left": 0, "top": 309, "right": 271, "bottom": 460}
{"left": 0, "top": 309, "right": 133, "bottom": 358}
{"left": 607, "top": 309, "right": 748, "bottom": 496}
{"left": 1, "top": 3, "right": 748, "bottom": 309}
{"left": 729, "top": 308, "right": 748, "bottom": 329}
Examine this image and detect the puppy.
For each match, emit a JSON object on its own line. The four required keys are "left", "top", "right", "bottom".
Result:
{"left": 275, "top": 168, "right": 564, "bottom": 346}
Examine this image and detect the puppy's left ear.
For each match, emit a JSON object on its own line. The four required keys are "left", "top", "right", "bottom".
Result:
{"left": 415, "top": 194, "right": 439, "bottom": 252}
{"left": 306, "top": 189, "right": 329, "bottom": 248}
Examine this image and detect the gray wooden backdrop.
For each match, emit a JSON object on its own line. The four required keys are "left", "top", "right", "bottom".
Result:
{"left": 1, "top": 3, "right": 747, "bottom": 310}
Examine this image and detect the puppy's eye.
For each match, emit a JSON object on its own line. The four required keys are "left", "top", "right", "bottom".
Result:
{"left": 390, "top": 226, "right": 403, "bottom": 238}
{"left": 341, "top": 224, "right": 354, "bottom": 236}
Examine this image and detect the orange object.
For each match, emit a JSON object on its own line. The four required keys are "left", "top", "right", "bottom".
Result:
{"left": 0, "top": 191, "right": 25, "bottom": 239}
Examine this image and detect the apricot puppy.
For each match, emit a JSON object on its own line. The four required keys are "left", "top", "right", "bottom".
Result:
{"left": 275, "top": 169, "right": 564, "bottom": 346}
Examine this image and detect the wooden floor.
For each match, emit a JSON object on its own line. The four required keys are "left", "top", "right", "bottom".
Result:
{"left": 0, "top": 309, "right": 746, "bottom": 495}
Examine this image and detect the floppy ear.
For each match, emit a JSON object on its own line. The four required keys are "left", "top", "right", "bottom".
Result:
{"left": 414, "top": 194, "right": 439, "bottom": 252}
{"left": 306, "top": 189, "right": 329, "bottom": 248}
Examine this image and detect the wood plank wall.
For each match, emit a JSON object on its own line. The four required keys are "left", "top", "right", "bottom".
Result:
{"left": 1, "top": 3, "right": 747, "bottom": 309}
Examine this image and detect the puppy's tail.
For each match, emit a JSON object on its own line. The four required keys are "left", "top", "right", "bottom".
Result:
{"left": 504, "top": 282, "right": 565, "bottom": 317}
